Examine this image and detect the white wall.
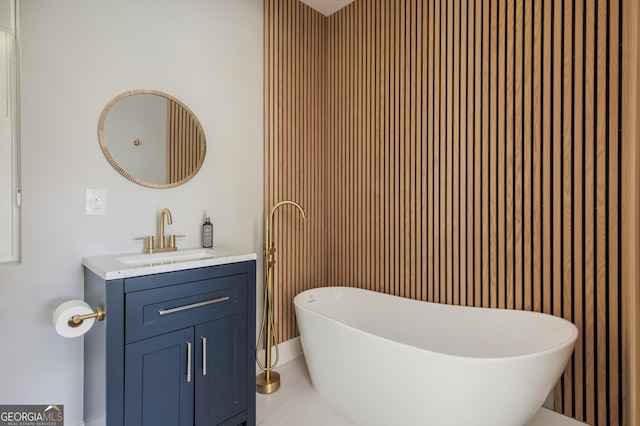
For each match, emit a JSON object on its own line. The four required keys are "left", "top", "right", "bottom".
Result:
{"left": 0, "top": 1, "right": 263, "bottom": 424}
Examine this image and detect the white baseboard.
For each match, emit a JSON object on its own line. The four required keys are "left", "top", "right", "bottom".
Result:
{"left": 255, "top": 336, "right": 302, "bottom": 375}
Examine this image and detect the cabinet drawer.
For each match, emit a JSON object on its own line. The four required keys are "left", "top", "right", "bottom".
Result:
{"left": 125, "top": 274, "right": 247, "bottom": 343}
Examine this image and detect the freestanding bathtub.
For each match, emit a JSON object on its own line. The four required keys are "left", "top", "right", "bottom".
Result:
{"left": 294, "top": 286, "right": 578, "bottom": 426}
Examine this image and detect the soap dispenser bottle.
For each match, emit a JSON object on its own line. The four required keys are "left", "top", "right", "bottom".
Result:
{"left": 202, "top": 215, "right": 213, "bottom": 248}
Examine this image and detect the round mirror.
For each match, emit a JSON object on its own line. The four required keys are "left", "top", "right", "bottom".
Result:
{"left": 98, "top": 89, "right": 206, "bottom": 188}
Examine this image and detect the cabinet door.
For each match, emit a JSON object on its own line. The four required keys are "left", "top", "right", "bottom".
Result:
{"left": 124, "top": 328, "right": 195, "bottom": 426}
{"left": 195, "top": 313, "right": 247, "bottom": 426}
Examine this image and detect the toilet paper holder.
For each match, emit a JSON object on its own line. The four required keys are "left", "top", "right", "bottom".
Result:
{"left": 68, "top": 306, "right": 106, "bottom": 328}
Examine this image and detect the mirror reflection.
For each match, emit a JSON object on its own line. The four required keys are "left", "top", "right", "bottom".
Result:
{"left": 98, "top": 90, "right": 206, "bottom": 188}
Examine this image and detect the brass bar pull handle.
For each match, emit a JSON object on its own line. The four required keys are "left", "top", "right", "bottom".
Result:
{"left": 68, "top": 306, "right": 106, "bottom": 328}
{"left": 158, "top": 296, "right": 230, "bottom": 316}
{"left": 202, "top": 337, "right": 207, "bottom": 376}
{"left": 186, "top": 341, "right": 192, "bottom": 383}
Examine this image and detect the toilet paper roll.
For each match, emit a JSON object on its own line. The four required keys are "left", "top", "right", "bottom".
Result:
{"left": 53, "top": 300, "right": 95, "bottom": 338}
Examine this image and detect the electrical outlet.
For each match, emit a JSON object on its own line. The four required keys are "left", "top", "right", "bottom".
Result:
{"left": 86, "top": 189, "right": 107, "bottom": 215}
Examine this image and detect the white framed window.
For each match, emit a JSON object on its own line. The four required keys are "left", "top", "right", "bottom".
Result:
{"left": 0, "top": 0, "right": 20, "bottom": 264}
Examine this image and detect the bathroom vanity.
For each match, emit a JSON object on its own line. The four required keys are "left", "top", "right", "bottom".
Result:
{"left": 82, "top": 248, "right": 256, "bottom": 426}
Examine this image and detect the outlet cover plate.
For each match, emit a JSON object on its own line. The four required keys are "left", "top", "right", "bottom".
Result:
{"left": 86, "top": 188, "right": 107, "bottom": 215}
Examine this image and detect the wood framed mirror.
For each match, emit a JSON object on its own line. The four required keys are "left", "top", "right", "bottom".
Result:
{"left": 98, "top": 89, "right": 206, "bottom": 188}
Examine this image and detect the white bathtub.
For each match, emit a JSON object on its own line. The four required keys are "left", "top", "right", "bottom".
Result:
{"left": 294, "top": 286, "right": 578, "bottom": 426}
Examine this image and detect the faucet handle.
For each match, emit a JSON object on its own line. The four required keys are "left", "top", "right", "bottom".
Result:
{"left": 135, "top": 236, "right": 155, "bottom": 253}
{"left": 167, "top": 234, "right": 185, "bottom": 249}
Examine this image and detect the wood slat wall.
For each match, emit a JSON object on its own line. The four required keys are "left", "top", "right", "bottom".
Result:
{"left": 264, "top": 0, "right": 328, "bottom": 342}
{"left": 265, "top": 0, "right": 626, "bottom": 424}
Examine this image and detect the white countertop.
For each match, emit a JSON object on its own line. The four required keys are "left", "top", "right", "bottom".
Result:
{"left": 82, "top": 247, "right": 257, "bottom": 280}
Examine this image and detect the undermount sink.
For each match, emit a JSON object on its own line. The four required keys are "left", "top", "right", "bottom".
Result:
{"left": 82, "top": 247, "right": 257, "bottom": 280}
{"left": 116, "top": 248, "right": 216, "bottom": 266}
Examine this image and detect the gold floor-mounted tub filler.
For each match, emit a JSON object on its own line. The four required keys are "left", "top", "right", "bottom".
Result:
{"left": 256, "top": 200, "right": 306, "bottom": 394}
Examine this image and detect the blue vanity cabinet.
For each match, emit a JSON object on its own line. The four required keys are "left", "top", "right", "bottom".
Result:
{"left": 83, "top": 259, "right": 256, "bottom": 426}
{"left": 195, "top": 313, "right": 248, "bottom": 425}
{"left": 124, "top": 328, "right": 195, "bottom": 426}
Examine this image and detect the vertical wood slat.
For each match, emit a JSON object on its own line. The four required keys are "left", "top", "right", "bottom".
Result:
{"left": 552, "top": 0, "right": 564, "bottom": 412}
{"left": 489, "top": 0, "right": 498, "bottom": 309}
{"left": 505, "top": 0, "right": 515, "bottom": 311}
{"left": 608, "top": 1, "right": 621, "bottom": 423}
{"left": 573, "top": 0, "right": 586, "bottom": 418}
{"left": 595, "top": 0, "right": 608, "bottom": 423}
{"left": 562, "top": 0, "right": 575, "bottom": 415}
{"left": 621, "top": 2, "right": 640, "bottom": 425}
{"left": 584, "top": 0, "right": 596, "bottom": 421}
{"left": 452, "top": 0, "right": 459, "bottom": 306}
{"left": 542, "top": 0, "right": 552, "bottom": 318}
{"left": 514, "top": 0, "right": 524, "bottom": 313}
{"left": 473, "top": 0, "right": 482, "bottom": 308}
{"left": 459, "top": 0, "right": 468, "bottom": 307}
{"left": 265, "top": 0, "right": 625, "bottom": 424}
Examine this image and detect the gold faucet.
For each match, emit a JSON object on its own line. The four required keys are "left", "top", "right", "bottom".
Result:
{"left": 158, "top": 208, "right": 172, "bottom": 250}
{"left": 135, "top": 208, "right": 184, "bottom": 253}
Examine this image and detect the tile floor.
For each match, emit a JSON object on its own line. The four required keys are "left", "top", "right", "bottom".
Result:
{"left": 256, "top": 355, "right": 587, "bottom": 426}
{"left": 256, "top": 355, "right": 356, "bottom": 426}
